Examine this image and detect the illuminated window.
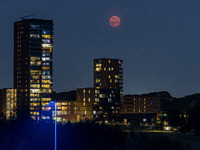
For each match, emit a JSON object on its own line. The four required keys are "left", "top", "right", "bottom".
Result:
{"left": 30, "top": 103, "right": 40, "bottom": 107}
{"left": 99, "top": 94, "right": 105, "bottom": 98}
{"left": 30, "top": 89, "right": 41, "bottom": 93}
{"left": 95, "top": 79, "right": 101, "bottom": 83}
{"left": 42, "top": 48, "right": 52, "bottom": 53}
{"left": 95, "top": 68, "right": 102, "bottom": 71}
{"left": 30, "top": 34, "right": 40, "bottom": 38}
{"left": 62, "top": 107, "right": 68, "bottom": 111}
{"left": 42, "top": 53, "right": 51, "bottom": 57}
{"left": 30, "top": 84, "right": 40, "bottom": 88}
{"left": 42, "top": 35, "right": 51, "bottom": 39}
{"left": 30, "top": 61, "right": 41, "bottom": 66}
{"left": 42, "top": 39, "right": 51, "bottom": 43}
{"left": 30, "top": 70, "right": 41, "bottom": 75}
{"left": 30, "top": 98, "right": 40, "bottom": 102}
{"left": 95, "top": 98, "right": 99, "bottom": 102}
{"left": 42, "top": 80, "right": 51, "bottom": 84}
{"left": 41, "top": 98, "right": 51, "bottom": 101}
{"left": 42, "top": 44, "right": 52, "bottom": 48}
{"left": 42, "top": 75, "right": 51, "bottom": 79}
{"left": 42, "top": 71, "right": 50, "bottom": 75}
{"left": 43, "top": 62, "right": 50, "bottom": 66}
{"left": 42, "top": 84, "right": 51, "bottom": 88}
{"left": 42, "top": 57, "right": 51, "bottom": 61}
{"left": 30, "top": 57, "right": 40, "bottom": 62}
{"left": 42, "top": 67, "right": 50, "bottom": 72}
{"left": 41, "top": 89, "right": 52, "bottom": 93}
{"left": 30, "top": 94, "right": 40, "bottom": 97}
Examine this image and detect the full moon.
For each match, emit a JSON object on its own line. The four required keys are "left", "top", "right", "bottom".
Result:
{"left": 109, "top": 16, "right": 121, "bottom": 27}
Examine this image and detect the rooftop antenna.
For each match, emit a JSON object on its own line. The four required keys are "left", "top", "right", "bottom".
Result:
{"left": 21, "top": 15, "right": 34, "bottom": 20}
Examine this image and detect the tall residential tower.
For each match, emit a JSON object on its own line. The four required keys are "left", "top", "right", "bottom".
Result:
{"left": 14, "top": 19, "right": 53, "bottom": 120}
{"left": 94, "top": 58, "right": 123, "bottom": 122}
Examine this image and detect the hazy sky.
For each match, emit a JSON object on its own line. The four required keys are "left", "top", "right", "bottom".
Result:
{"left": 1, "top": 0, "right": 200, "bottom": 97}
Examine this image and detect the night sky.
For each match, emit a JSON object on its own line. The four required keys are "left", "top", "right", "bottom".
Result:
{"left": 1, "top": 0, "right": 200, "bottom": 97}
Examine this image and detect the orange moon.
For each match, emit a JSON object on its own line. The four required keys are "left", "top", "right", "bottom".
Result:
{"left": 109, "top": 16, "right": 121, "bottom": 27}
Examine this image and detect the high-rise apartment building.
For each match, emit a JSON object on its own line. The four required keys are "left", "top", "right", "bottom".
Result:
{"left": 0, "top": 89, "right": 17, "bottom": 119}
{"left": 14, "top": 19, "right": 53, "bottom": 120}
{"left": 94, "top": 58, "right": 123, "bottom": 122}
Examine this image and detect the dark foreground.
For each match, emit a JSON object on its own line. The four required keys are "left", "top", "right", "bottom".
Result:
{"left": 0, "top": 120, "right": 199, "bottom": 150}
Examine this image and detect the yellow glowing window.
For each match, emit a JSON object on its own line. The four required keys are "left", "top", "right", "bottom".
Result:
{"left": 30, "top": 107, "right": 35, "bottom": 110}
{"left": 30, "top": 80, "right": 40, "bottom": 84}
{"left": 57, "top": 103, "right": 61, "bottom": 106}
{"left": 95, "top": 90, "right": 99, "bottom": 93}
{"left": 42, "top": 84, "right": 51, "bottom": 88}
{"left": 108, "top": 60, "right": 111, "bottom": 63}
{"left": 30, "top": 94, "right": 40, "bottom": 97}
{"left": 95, "top": 79, "right": 101, "bottom": 83}
{"left": 31, "top": 75, "right": 40, "bottom": 79}
{"left": 110, "top": 79, "right": 112, "bottom": 83}
{"left": 62, "top": 107, "right": 68, "bottom": 111}
{"left": 30, "top": 70, "right": 41, "bottom": 75}
{"left": 42, "top": 89, "right": 52, "bottom": 93}
{"left": 111, "top": 68, "right": 113, "bottom": 70}
{"left": 30, "top": 103, "right": 40, "bottom": 107}
{"left": 95, "top": 68, "right": 102, "bottom": 71}
{"left": 42, "top": 35, "right": 51, "bottom": 39}
{"left": 30, "top": 84, "right": 40, "bottom": 88}
{"left": 96, "top": 64, "right": 102, "bottom": 67}
{"left": 41, "top": 98, "right": 51, "bottom": 101}
{"left": 42, "top": 80, "right": 51, "bottom": 84}
{"left": 42, "top": 48, "right": 52, "bottom": 53}
{"left": 30, "top": 61, "right": 41, "bottom": 66}
{"left": 30, "top": 57, "right": 40, "bottom": 61}
{"left": 42, "top": 67, "right": 51, "bottom": 70}
{"left": 83, "top": 103, "right": 85, "bottom": 106}
{"left": 99, "top": 94, "right": 105, "bottom": 98}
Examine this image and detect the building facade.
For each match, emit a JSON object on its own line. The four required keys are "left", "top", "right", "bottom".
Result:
{"left": 0, "top": 89, "right": 17, "bottom": 119}
{"left": 52, "top": 101, "right": 77, "bottom": 123}
{"left": 14, "top": 19, "right": 53, "bottom": 120}
{"left": 121, "top": 96, "right": 161, "bottom": 123}
{"left": 94, "top": 58, "right": 123, "bottom": 122}
{"left": 76, "top": 88, "right": 95, "bottom": 121}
